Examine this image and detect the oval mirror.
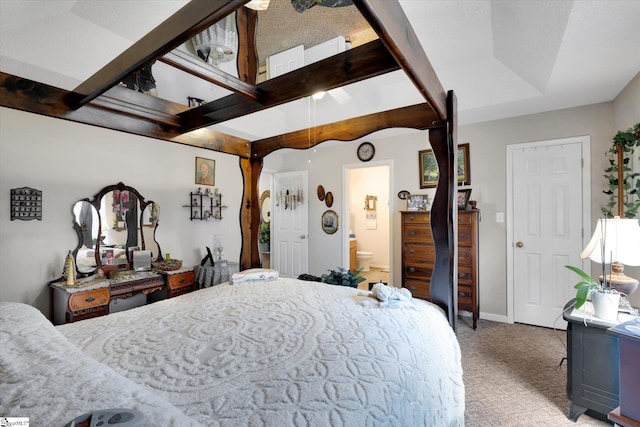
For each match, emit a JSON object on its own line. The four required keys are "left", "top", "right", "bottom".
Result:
{"left": 72, "top": 200, "right": 100, "bottom": 274}
{"left": 260, "top": 190, "right": 271, "bottom": 224}
{"left": 141, "top": 203, "right": 161, "bottom": 260}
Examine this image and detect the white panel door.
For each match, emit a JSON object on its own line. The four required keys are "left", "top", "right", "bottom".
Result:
{"left": 266, "top": 45, "right": 304, "bottom": 79}
{"left": 511, "top": 141, "right": 585, "bottom": 329}
{"left": 272, "top": 171, "right": 308, "bottom": 278}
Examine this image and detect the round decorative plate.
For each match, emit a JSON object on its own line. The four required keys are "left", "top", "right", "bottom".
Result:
{"left": 325, "top": 192, "right": 334, "bottom": 207}
{"left": 317, "top": 185, "right": 325, "bottom": 201}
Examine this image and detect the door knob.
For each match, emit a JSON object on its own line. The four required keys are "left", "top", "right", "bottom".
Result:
{"left": 516, "top": 241, "right": 524, "bottom": 248}
{"left": 299, "top": 235, "right": 307, "bottom": 239}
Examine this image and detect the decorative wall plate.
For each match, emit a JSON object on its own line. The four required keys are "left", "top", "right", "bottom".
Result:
{"left": 325, "top": 192, "right": 334, "bottom": 207}
{"left": 317, "top": 185, "right": 325, "bottom": 201}
{"left": 321, "top": 210, "right": 339, "bottom": 234}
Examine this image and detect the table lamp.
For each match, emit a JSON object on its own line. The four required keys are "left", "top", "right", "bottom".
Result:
{"left": 580, "top": 217, "right": 640, "bottom": 295}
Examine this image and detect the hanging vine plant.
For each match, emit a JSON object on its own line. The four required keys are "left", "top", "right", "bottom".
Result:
{"left": 601, "top": 122, "right": 640, "bottom": 218}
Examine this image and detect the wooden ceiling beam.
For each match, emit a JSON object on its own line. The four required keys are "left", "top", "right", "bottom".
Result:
{"left": 354, "top": 0, "right": 447, "bottom": 121}
{"left": 69, "top": 0, "right": 249, "bottom": 108}
{"left": 0, "top": 72, "right": 250, "bottom": 157}
{"left": 180, "top": 39, "right": 399, "bottom": 133}
{"left": 250, "top": 103, "right": 441, "bottom": 159}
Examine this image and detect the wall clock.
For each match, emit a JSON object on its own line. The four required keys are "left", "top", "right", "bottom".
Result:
{"left": 357, "top": 142, "right": 375, "bottom": 162}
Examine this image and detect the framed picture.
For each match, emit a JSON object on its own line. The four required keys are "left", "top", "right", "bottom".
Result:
{"left": 419, "top": 149, "right": 439, "bottom": 188}
{"left": 195, "top": 157, "right": 215, "bottom": 186}
{"left": 419, "top": 143, "right": 471, "bottom": 188}
{"left": 407, "top": 194, "right": 429, "bottom": 211}
{"left": 458, "top": 143, "right": 471, "bottom": 186}
{"left": 321, "top": 209, "right": 339, "bottom": 234}
{"left": 457, "top": 189, "right": 472, "bottom": 210}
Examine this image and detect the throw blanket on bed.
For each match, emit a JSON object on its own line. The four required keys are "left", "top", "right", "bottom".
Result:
{"left": 231, "top": 267, "right": 279, "bottom": 285}
{"left": 58, "top": 278, "right": 465, "bottom": 426}
{"left": 0, "top": 302, "right": 201, "bottom": 426}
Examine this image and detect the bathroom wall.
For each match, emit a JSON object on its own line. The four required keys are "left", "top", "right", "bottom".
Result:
{"left": 348, "top": 165, "right": 390, "bottom": 270}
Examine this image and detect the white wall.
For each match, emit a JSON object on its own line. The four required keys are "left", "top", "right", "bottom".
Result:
{"left": 0, "top": 107, "right": 243, "bottom": 317}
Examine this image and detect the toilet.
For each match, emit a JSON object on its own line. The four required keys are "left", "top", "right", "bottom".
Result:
{"left": 357, "top": 251, "right": 374, "bottom": 272}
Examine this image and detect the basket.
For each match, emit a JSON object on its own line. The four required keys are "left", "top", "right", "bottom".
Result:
{"left": 153, "top": 259, "right": 182, "bottom": 271}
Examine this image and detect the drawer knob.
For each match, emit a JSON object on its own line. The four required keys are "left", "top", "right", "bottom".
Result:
{"left": 85, "top": 296, "right": 95, "bottom": 302}
{"left": 409, "top": 231, "right": 416, "bottom": 237}
{"left": 408, "top": 267, "right": 416, "bottom": 273}
{"left": 409, "top": 249, "right": 415, "bottom": 255}
{"left": 459, "top": 272, "right": 467, "bottom": 278}
{"left": 460, "top": 232, "right": 467, "bottom": 238}
{"left": 408, "top": 286, "right": 416, "bottom": 291}
{"left": 409, "top": 216, "right": 415, "bottom": 221}
{"left": 459, "top": 292, "right": 466, "bottom": 297}
{"left": 179, "top": 278, "right": 186, "bottom": 284}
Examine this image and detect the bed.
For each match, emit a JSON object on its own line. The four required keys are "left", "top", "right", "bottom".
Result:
{"left": 2, "top": 276, "right": 464, "bottom": 426}
{"left": 0, "top": 301, "right": 200, "bottom": 426}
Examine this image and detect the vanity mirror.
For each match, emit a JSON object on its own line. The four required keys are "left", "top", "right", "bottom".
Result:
{"left": 72, "top": 182, "right": 162, "bottom": 275}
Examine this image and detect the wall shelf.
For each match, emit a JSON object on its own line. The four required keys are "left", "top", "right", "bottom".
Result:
{"left": 183, "top": 192, "right": 226, "bottom": 221}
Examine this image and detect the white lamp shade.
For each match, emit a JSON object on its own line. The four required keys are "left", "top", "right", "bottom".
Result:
{"left": 580, "top": 217, "right": 640, "bottom": 266}
{"left": 245, "top": 0, "right": 270, "bottom": 10}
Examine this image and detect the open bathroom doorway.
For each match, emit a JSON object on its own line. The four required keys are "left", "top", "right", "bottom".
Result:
{"left": 343, "top": 161, "right": 392, "bottom": 289}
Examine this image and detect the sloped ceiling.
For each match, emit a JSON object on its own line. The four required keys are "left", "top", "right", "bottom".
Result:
{"left": 1, "top": 0, "right": 639, "bottom": 139}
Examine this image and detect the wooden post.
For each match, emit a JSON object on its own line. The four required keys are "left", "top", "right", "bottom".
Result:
{"left": 617, "top": 143, "right": 624, "bottom": 218}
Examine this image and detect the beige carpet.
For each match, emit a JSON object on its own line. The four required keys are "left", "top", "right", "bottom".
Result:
{"left": 456, "top": 317, "right": 611, "bottom": 426}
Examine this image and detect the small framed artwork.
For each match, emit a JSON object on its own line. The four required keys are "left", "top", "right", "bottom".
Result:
{"left": 407, "top": 194, "right": 429, "bottom": 211}
{"left": 457, "top": 189, "right": 472, "bottom": 210}
{"left": 419, "top": 149, "right": 439, "bottom": 188}
{"left": 419, "top": 143, "right": 471, "bottom": 188}
{"left": 321, "top": 209, "right": 339, "bottom": 234}
{"left": 317, "top": 185, "right": 325, "bottom": 201}
{"left": 195, "top": 157, "right": 215, "bottom": 186}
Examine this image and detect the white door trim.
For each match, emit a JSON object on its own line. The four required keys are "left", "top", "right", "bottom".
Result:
{"left": 342, "top": 159, "right": 394, "bottom": 276}
{"left": 506, "top": 135, "right": 591, "bottom": 324}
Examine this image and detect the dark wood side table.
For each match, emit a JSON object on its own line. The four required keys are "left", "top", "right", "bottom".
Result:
{"left": 563, "top": 300, "right": 620, "bottom": 422}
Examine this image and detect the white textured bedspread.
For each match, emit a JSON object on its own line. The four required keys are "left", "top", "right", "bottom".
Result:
{"left": 58, "top": 278, "right": 465, "bottom": 426}
{"left": 0, "top": 302, "right": 201, "bottom": 426}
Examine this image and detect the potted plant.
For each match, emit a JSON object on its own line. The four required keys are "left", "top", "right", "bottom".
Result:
{"left": 321, "top": 267, "right": 363, "bottom": 288}
{"left": 259, "top": 223, "right": 270, "bottom": 252}
{"left": 565, "top": 265, "right": 620, "bottom": 321}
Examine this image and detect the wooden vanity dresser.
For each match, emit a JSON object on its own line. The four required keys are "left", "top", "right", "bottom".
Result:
{"left": 50, "top": 267, "right": 195, "bottom": 325}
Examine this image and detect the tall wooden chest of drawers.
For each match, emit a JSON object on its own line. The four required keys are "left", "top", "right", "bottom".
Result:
{"left": 401, "top": 210, "right": 480, "bottom": 329}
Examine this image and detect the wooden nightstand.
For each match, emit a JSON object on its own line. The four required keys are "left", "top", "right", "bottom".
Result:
{"left": 563, "top": 300, "right": 638, "bottom": 422}
{"left": 162, "top": 268, "right": 196, "bottom": 298}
